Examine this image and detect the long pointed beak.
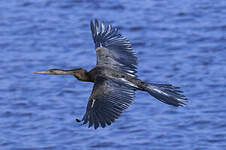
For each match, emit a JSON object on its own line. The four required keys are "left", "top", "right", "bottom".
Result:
{"left": 34, "top": 71, "right": 51, "bottom": 74}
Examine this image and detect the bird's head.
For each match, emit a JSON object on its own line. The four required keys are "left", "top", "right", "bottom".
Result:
{"left": 34, "top": 68, "right": 90, "bottom": 81}
{"left": 34, "top": 69, "right": 73, "bottom": 75}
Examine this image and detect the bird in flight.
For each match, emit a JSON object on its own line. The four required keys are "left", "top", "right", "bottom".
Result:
{"left": 35, "top": 19, "right": 187, "bottom": 129}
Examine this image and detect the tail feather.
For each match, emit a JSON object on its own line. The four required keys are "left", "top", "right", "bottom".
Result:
{"left": 144, "top": 83, "right": 187, "bottom": 107}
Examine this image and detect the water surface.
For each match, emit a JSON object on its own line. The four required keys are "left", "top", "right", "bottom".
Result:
{"left": 1, "top": 0, "right": 226, "bottom": 149}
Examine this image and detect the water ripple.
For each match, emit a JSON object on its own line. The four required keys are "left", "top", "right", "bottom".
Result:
{"left": 1, "top": 0, "right": 226, "bottom": 150}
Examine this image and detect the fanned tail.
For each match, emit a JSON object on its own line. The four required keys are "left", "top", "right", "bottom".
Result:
{"left": 144, "top": 83, "right": 187, "bottom": 106}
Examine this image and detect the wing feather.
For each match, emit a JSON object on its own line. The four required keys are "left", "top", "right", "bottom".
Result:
{"left": 90, "top": 19, "right": 137, "bottom": 77}
{"left": 81, "top": 76, "right": 135, "bottom": 129}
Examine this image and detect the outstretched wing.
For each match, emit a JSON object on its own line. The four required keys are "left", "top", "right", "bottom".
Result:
{"left": 81, "top": 76, "right": 135, "bottom": 129}
{"left": 90, "top": 19, "right": 137, "bottom": 77}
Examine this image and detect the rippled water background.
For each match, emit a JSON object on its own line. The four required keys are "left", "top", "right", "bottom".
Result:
{"left": 1, "top": 0, "right": 226, "bottom": 149}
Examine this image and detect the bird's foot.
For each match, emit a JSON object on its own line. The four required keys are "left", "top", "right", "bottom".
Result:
{"left": 75, "top": 118, "right": 82, "bottom": 122}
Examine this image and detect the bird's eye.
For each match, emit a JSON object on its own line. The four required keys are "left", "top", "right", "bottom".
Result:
{"left": 49, "top": 70, "right": 54, "bottom": 72}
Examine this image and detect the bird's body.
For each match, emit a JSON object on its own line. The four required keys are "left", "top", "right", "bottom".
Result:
{"left": 89, "top": 66, "right": 140, "bottom": 86}
{"left": 35, "top": 20, "right": 187, "bottom": 129}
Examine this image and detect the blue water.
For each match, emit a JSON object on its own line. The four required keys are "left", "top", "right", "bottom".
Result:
{"left": 1, "top": 0, "right": 226, "bottom": 149}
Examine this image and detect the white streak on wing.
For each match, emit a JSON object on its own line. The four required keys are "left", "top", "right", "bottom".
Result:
{"left": 120, "top": 78, "right": 138, "bottom": 88}
{"left": 127, "top": 70, "right": 134, "bottom": 73}
{"left": 126, "top": 73, "right": 135, "bottom": 77}
{"left": 91, "top": 99, "right": 96, "bottom": 108}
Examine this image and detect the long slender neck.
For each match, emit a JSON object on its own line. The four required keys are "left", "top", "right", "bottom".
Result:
{"left": 35, "top": 68, "right": 93, "bottom": 82}
{"left": 70, "top": 69, "right": 92, "bottom": 82}
{"left": 74, "top": 71, "right": 92, "bottom": 82}
{"left": 54, "top": 69, "right": 91, "bottom": 82}
{"left": 55, "top": 69, "right": 77, "bottom": 75}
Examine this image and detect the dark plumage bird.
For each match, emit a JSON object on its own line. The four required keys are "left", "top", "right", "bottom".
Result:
{"left": 35, "top": 20, "right": 187, "bottom": 129}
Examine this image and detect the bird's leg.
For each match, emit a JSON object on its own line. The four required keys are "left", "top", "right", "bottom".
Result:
{"left": 75, "top": 118, "right": 82, "bottom": 122}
